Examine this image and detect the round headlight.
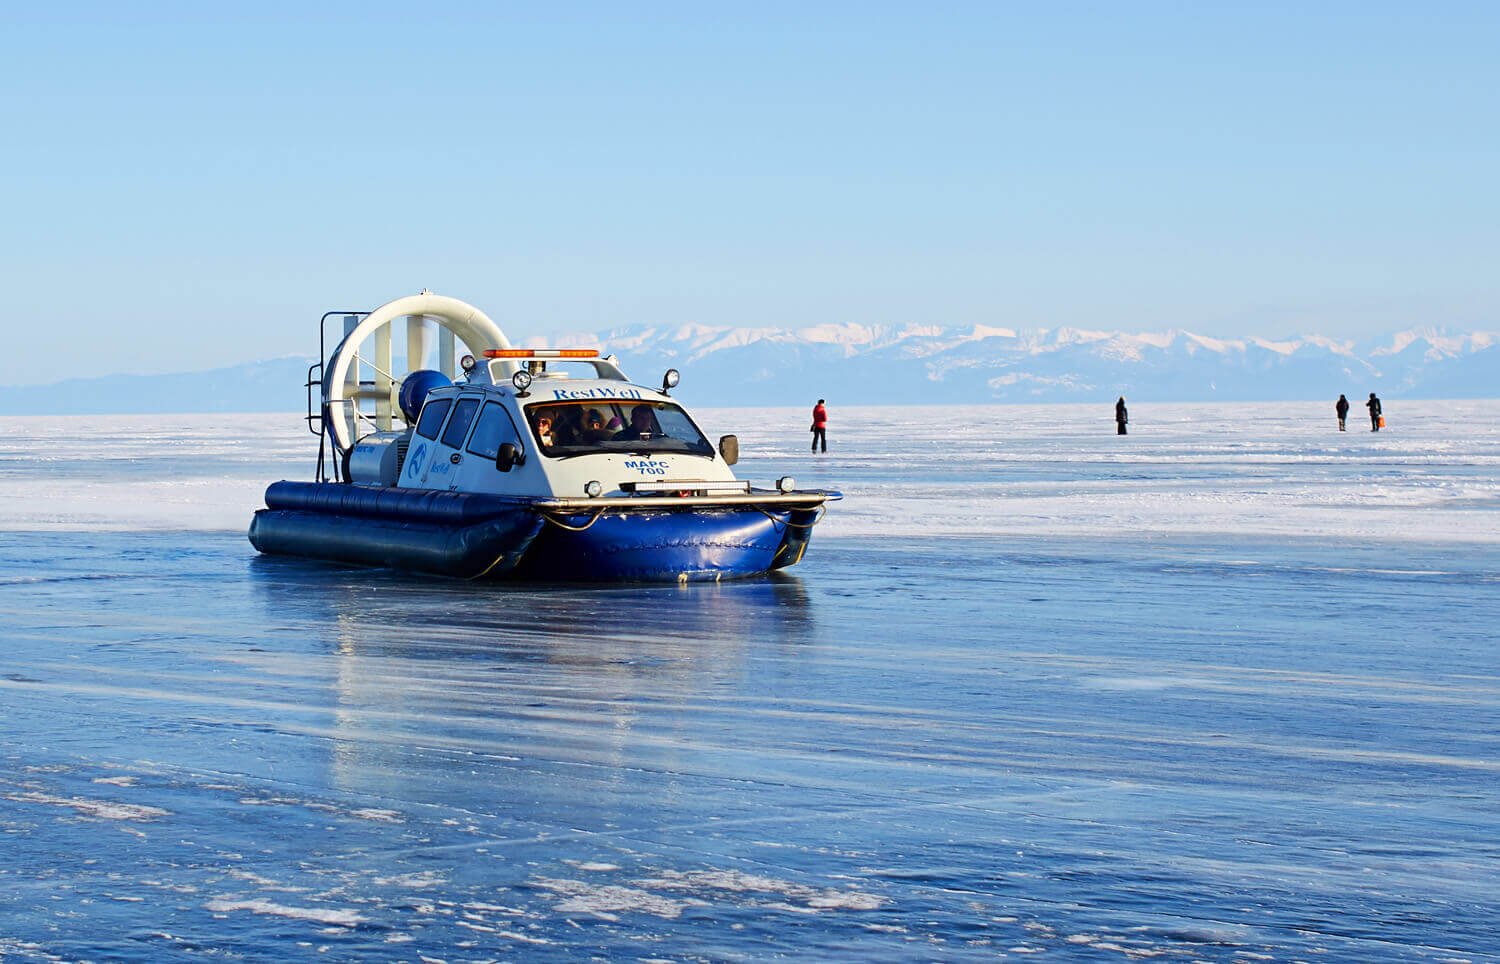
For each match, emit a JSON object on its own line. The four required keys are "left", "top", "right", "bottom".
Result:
{"left": 460, "top": 353, "right": 476, "bottom": 373}
{"left": 512, "top": 369, "right": 533, "bottom": 392}
{"left": 777, "top": 476, "right": 796, "bottom": 493}
{"left": 584, "top": 480, "right": 603, "bottom": 498}
{"left": 663, "top": 368, "right": 680, "bottom": 389}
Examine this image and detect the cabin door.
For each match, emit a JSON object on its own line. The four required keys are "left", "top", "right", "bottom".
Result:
{"left": 419, "top": 394, "right": 482, "bottom": 490}
{"left": 450, "top": 399, "right": 532, "bottom": 493}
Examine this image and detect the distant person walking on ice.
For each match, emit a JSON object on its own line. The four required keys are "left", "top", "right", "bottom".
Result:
{"left": 1366, "top": 392, "right": 1382, "bottom": 431}
{"left": 811, "top": 399, "right": 828, "bottom": 453}
{"left": 1336, "top": 394, "right": 1350, "bottom": 431}
{"left": 1115, "top": 397, "right": 1128, "bottom": 435}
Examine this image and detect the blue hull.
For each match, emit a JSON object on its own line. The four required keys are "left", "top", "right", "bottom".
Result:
{"left": 248, "top": 482, "right": 821, "bottom": 582}
{"left": 516, "top": 506, "right": 817, "bottom": 582}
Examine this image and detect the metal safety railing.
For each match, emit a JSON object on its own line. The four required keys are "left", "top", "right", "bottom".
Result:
{"left": 306, "top": 310, "right": 369, "bottom": 483}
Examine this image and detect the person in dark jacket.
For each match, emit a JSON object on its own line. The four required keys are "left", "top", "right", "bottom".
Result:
{"left": 612, "top": 405, "right": 659, "bottom": 442}
{"left": 811, "top": 399, "right": 828, "bottom": 453}
{"left": 1115, "top": 397, "right": 1128, "bottom": 435}
{"left": 1366, "top": 393, "right": 1382, "bottom": 431}
{"left": 1336, "top": 394, "right": 1350, "bottom": 431}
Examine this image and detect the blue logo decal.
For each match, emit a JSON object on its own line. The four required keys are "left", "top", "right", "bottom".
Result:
{"left": 551, "top": 387, "right": 643, "bottom": 401}
{"left": 624, "top": 459, "right": 669, "bottom": 476}
{"left": 407, "top": 443, "right": 428, "bottom": 478}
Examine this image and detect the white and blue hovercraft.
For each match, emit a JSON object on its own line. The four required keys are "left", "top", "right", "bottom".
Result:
{"left": 249, "top": 292, "right": 839, "bottom": 582}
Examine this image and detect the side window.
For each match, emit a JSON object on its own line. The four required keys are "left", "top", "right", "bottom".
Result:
{"left": 466, "top": 401, "right": 522, "bottom": 460}
{"left": 440, "top": 397, "right": 481, "bottom": 449}
{"left": 414, "top": 398, "right": 452, "bottom": 440}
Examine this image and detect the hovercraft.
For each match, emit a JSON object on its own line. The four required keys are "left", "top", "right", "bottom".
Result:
{"left": 248, "top": 292, "right": 839, "bottom": 582}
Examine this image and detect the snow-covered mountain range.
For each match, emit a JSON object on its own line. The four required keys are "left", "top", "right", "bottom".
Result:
{"left": 531, "top": 324, "right": 1499, "bottom": 405}
{"left": 2, "top": 326, "right": 1495, "bottom": 414}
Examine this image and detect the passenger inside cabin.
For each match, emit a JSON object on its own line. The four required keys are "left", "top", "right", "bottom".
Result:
{"left": 580, "top": 408, "right": 610, "bottom": 442}
{"left": 552, "top": 408, "right": 586, "bottom": 445}
{"left": 612, "top": 406, "right": 658, "bottom": 442}
{"left": 533, "top": 409, "right": 557, "bottom": 446}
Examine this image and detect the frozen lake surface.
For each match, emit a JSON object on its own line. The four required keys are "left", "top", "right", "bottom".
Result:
{"left": 2, "top": 401, "right": 1499, "bottom": 961}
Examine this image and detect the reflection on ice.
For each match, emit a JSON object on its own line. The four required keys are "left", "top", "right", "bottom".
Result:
{"left": 247, "top": 556, "right": 814, "bottom": 652}
{"left": 243, "top": 559, "right": 816, "bottom": 805}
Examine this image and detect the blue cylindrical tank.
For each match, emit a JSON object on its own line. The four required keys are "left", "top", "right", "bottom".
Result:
{"left": 398, "top": 369, "right": 452, "bottom": 421}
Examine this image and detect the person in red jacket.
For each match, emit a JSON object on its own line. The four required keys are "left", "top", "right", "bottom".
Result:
{"left": 811, "top": 399, "right": 828, "bottom": 453}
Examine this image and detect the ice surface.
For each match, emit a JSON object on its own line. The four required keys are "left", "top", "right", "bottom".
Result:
{"left": 1, "top": 401, "right": 1498, "bottom": 960}
{"left": 3, "top": 400, "right": 1498, "bottom": 542}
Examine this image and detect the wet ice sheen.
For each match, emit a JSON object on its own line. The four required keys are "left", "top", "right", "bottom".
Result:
{"left": 0, "top": 401, "right": 1498, "bottom": 960}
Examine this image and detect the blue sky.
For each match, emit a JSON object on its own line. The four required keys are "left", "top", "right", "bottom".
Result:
{"left": 1, "top": 2, "right": 1496, "bottom": 383}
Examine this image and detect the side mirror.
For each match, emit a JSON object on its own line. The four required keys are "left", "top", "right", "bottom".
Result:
{"left": 718, "top": 434, "right": 739, "bottom": 466}
{"left": 496, "top": 442, "right": 524, "bottom": 472}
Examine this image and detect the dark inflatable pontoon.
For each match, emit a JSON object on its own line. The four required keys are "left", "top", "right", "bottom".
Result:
{"left": 250, "top": 481, "right": 823, "bottom": 582}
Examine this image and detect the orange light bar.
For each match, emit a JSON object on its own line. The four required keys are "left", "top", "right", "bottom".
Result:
{"left": 482, "top": 348, "right": 600, "bottom": 359}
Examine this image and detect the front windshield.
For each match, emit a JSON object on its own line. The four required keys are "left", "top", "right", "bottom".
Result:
{"left": 526, "top": 400, "right": 713, "bottom": 458}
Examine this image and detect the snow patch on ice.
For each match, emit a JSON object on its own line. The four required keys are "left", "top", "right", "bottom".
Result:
{"left": 224, "top": 869, "right": 307, "bottom": 893}
{"left": 494, "top": 929, "right": 552, "bottom": 945}
{"left": 464, "top": 901, "right": 526, "bottom": 915}
{"left": 1088, "top": 940, "right": 1169, "bottom": 957}
{"left": 373, "top": 871, "right": 446, "bottom": 889}
{"left": 532, "top": 877, "right": 695, "bottom": 920}
{"left": 640, "top": 869, "right": 887, "bottom": 911}
{"left": 7, "top": 790, "right": 169, "bottom": 821}
{"left": 0, "top": 939, "right": 63, "bottom": 962}
{"left": 205, "top": 898, "right": 363, "bottom": 926}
